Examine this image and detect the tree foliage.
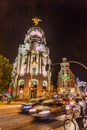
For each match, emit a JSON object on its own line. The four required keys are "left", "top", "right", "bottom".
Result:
{"left": 0, "top": 55, "right": 12, "bottom": 93}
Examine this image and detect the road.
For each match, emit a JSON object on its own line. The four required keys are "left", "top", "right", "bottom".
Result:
{"left": 0, "top": 105, "right": 65, "bottom": 130}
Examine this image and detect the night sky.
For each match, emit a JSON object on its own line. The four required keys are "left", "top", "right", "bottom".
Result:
{"left": 0, "top": 0, "right": 87, "bottom": 84}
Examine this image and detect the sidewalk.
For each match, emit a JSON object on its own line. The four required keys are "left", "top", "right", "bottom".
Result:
{"left": 0, "top": 100, "right": 24, "bottom": 105}
{"left": 0, "top": 101, "right": 24, "bottom": 109}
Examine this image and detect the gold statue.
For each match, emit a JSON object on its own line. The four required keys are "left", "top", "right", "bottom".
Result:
{"left": 32, "top": 18, "right": 42, "bottom": 26}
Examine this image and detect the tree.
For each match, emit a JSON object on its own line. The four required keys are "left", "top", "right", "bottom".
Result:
{"left": 0, "top": 55, "right": 12, "bottom": 94}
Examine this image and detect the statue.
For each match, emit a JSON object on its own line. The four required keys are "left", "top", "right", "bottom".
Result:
{"left": 32, "top": 18, "right": 42, "bottom": 26}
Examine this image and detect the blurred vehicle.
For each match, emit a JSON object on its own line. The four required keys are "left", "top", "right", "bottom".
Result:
{"left": 29, "top": 99, "right": 66, "bottom": 120}
{"left": 54, "top": 98, "right": 66, "bottom": 106}
{"left": 63, "top": 98, "right": 71, "bottom": 105}
{"left": 19, "top": 97, "right": 46, "bottom": 113}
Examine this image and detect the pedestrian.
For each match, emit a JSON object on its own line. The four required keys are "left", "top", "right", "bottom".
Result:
{"left": 75, "top": 98, "right": 85, "bottom": 130}
{"left": 82, "top": 97, "right": 87, "bottom": 115}
{"left": 85, "top": 97, "right": 87, "bottom": 115}
{"left": 7, "top": 94, "right": 12, "bottom": 104}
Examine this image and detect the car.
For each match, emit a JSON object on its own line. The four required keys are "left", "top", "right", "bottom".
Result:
{"left": 63, "top": 97, "right": 72, "bottom": 105}
{"left": 29, "top": 99, "right": 66, "bottom": 120}
{"left": 19, "top": 97, "right": 46, "bottom": 113}
{"left": 54, "top": 98, "right": 66, "bottom": 106}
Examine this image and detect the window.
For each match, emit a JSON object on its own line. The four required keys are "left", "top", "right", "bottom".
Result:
{"left": 18, "top": 79, "right": 25, "bottom": 90}
{"left": 62, "top": 82, "right": 64, "bottom": 87}
{"left": 66, "top": 70, "right": 69, "bottom": 75}
{"left": 43, "top": 81, "right": 47, "bottom": 89}
{"left": 33, "top": 80, "right": 37, "bottom": 85}
{"left": 32, "top": 67, "right": 37, "bottom": 75}
{"left": 43, "top": 81, "right": 47, "bottom": 86}
{"left": 67, "top": 82, "right": 70, "bottom": 86}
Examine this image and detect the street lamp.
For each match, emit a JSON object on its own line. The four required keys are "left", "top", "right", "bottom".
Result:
{"left": 69, "top": 60, "right": 87, "bottom": 70}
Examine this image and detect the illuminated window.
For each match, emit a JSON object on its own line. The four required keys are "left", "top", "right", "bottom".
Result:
{"left": 33, "top": 80, "right": 38, "bottom": 85}
{"left": 43, "top": 81, "right": 47, "bottom": 90}
{"left": 43, "top": 81, "right": 47, "bottom": 86}
{"left": 32, "top": 68, "right": 37, "bottom": 75}
{"left": 32, "top": 80, "right": 38, "bottom": 89}
{"left": 18, "top": 79, "right": 25, "bottom": 90}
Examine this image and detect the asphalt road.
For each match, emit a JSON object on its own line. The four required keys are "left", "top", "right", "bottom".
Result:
{"left": 0, "top": 105, "right": 65, "bottom": 130}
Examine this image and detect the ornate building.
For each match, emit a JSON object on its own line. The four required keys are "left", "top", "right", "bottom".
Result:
{"left": 57, "top": 58, "right": 77, "bottom": 95}
{"left": 76, "top": 78, "right": 87, "bottom": 96}
{"left": 11, "top": 18, "right": 51, "bottom": 100}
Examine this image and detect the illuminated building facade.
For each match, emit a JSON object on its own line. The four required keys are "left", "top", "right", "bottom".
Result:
{"left": 57, "top": 58, "right": 77, "bottom": 95}
{"left": 11, "top": 18, "right": 51, "bottom": 100}
{"left": 76, "top": 78, "right": 87, "bottom": 96}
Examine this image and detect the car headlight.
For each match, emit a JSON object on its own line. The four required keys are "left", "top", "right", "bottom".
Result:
{"left": 66, "top": 105, "right": 72, "bottom": 110}
{"left": 24, "top": 106, "right": 32, "bottom": 109}
{"left": 29, "top": 108, "right": 37, "bottom": 112}
{"left": 39, "top": 110, "right": 50, "bottom": 115}
{"left": 70, "top": 101, "right": 75, "bottom": 105}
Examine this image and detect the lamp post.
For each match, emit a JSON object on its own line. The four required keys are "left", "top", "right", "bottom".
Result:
{"left": 52, "top": 60, "right": 87, "bottom": 70}
{"left": 69, "top": 60, "right": 87, "bottom": 70}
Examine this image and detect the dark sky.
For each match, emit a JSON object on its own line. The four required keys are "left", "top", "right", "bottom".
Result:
{"left": 0, "top": 0, "right": 87, "bottom": 83}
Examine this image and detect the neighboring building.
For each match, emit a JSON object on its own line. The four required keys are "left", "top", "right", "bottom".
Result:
{"left": 57, "top": 58, "right": 77, "bottom": 95}
{"left": 11, "top": 18, "right": 52, "bottom": 100}
{"left": 76, "top": 78, "right": 87, "bottom": 96}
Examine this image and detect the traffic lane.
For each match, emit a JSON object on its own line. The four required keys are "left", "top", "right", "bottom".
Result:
{"left": 0, "top": 107, "right": 31, "bottom": 130}
{"left": 0, "top": 116, "right": 64, "bottom": 130}
{"left": 22, "top": 118, "right": 64, "bottom": 130}
{"left": 0, "top": 107, "right": 65, "bottom": 130}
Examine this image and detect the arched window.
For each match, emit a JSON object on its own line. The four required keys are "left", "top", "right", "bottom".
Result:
{"left": 18, "top": 79, "right": 25, "bottom": 90}
{"left": 32, "top": 79, "right": 38, "bottom": 88}
{"left": 43, "top": 81, "right": 47, "bottom": 89}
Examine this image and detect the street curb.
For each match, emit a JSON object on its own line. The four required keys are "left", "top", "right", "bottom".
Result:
{"left": 0, "top": 101, "right": 24, "bottom": 105}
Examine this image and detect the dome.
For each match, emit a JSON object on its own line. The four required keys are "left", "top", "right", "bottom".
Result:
{"left": 24, "top": 27, "right": 46, "bottom": 45}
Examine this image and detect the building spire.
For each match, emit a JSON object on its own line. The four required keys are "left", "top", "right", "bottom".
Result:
{"left": 32, "top": 18, "right": 42, "bottom": 26}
